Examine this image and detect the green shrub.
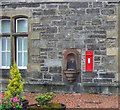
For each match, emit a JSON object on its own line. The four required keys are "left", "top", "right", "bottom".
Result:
{"left": 35, "top": 92, "right": 55, "bottom": 106}
{"left": 22, "top": 96, "right": 26, "bottom": 101}
{"left": 4, "top": 62, "right": 24, "bottom": 99}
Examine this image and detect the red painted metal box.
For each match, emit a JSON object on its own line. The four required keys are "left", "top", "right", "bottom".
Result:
{"left": 86, "top": 51, "right": 93, "bottom": 71}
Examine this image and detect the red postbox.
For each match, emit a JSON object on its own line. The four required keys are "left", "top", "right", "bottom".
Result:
{"left": 86, "top": 51, "right": 93, "bottom": 71}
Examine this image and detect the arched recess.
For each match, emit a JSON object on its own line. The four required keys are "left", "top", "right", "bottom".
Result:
{"left": 66, "top": 53, "right": 76, "bottom": 70}
{"left": 63, "top": 49, "right": 81, "bottom": 83}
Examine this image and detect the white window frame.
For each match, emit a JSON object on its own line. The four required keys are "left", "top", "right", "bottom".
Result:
{"left": 0, "top": 20, "right": 1, "bottom": 34}
{"left": 16, "top": 18, "right": 28, "bottom": 33}
{"left": 0, "top": 19, "right": 11, "bottom": 34}
{"left": 16, "top": 37, "right": 28, "bottom": 69}
{"left": 1, "top": 37, "right": 11, "bottom": 69}
{"left": 0, "top": 37, "right": 1, "bottom": 69}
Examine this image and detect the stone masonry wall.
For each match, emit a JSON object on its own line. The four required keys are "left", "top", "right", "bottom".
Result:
{"left": 27, "top": 2, "right": 118, "bottom": 84}
{"left": 0, "top": 2, "right": 119, "bottom": 92}
{"left": 0, "top": 0, "right": 120, "bottom": 3}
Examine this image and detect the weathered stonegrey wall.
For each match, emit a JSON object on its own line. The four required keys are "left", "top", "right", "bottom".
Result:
{"left": 1, "top": 1, "right": 119, "bottom": 93}
{"left": 28, "top": 2, "right": 118, "bottom": 83}
{"left": 118, "top": 4, "right": 120, "bottom": 94}
{"left": 0, "top": 0, "right": 120, "bottom": 3}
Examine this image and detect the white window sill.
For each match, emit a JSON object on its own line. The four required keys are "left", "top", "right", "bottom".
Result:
{"left": 0, "top": 67, "right": 10, "bottom": 69}
{"left": 17, "top": 67, "right": 27, "bottom": 70}
{"left": 0, "top": 67, "right": 27, "bottom": 70}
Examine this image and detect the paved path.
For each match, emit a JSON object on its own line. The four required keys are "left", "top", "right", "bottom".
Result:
{"left": 23, "top": 93, "right": 119, "bottom": 109}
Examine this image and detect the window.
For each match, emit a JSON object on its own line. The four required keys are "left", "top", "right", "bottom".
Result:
{"left": 16, "top": 37, "right": 28, "bottom": 69}
{"left": 0, "top": 18, "right": 11, "bottom": 69}
{"left": 15, "top": 17, "right": 28, "bottom": 69}
{"left": 0, "top": 19, "right": 11, "bottom": 33}
{"left": 16, "top": 18, "right": 28, "bottom": 33}
{"left": 0, "top": 17, "right": 28, "bottom": 70}
{"left": 1, "top": 37, "right": 11, "bottom": 69}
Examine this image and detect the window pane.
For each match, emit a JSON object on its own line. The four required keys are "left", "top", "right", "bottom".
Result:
{"left": 24, "top": 37, "right": 28, "bottom": 51}
{"left": 7, "top": 52, "right": 10, "bottom": 66}
{"left": 24, "top": 52, "right": 27, "bottom": 66}
{"left": 0, "top": 20, "right": 1, "bottom": 33}
{"left": 7, "top": 37, "right": 10, "bottom": 51}
{"left": 18, "top": 37, "right": 22, "bottom": 51}
{"left": 18, "top": 52, "right": 22, "bottom": 66}
{"left": 1, "top": 37, "right": 11, "bottom": 67}
{"left": 2, "top": 37, "right": 6, "bottom": 51}
{"left": 17, "top": 37, "right": 28, "bottom": 68}
{"left": 2, "top": 20, "right": 10, "bottom": 33}
{"left": 17, "top": 19, "right": 28, "bottom": 32}
{"left": 2, "top": 52, "right": 6, "bottom": 66}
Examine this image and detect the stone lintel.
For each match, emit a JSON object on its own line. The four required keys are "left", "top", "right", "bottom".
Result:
{"left": 2, "top": 9, "right": 31, "bottom": 18}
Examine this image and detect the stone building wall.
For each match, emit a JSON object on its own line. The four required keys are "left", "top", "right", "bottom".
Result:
{"left": 0, "top": 0, "right": 120, "bottom": 3}
{"left": 0, "top": 1, "right": 119, "bottom": 93}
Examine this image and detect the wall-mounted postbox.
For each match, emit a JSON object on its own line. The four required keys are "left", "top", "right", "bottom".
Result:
{"left": 86, "top": 51, "right": 93, "bottom": 71}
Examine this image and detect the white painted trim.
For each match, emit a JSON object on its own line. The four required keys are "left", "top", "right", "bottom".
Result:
{"left": 1, "top": 66, "right": 10, "bottom": 69}
{"left": 6, "top": 37, "right": 7, "bottom": 66}
{"left": 0, "top": 20, "right": 1, "bottom": 34}
{"left": 17, "top": 37, "right": 18, "bottom": 67}
{"left": 22, "top": 37, "right": 24, "bottom": 66}
{"left": 16, "top": 18, "right": 28, "bottom": 33}
{"left": 18, "top": 66, "right": 27, "bottom": 69}
{"left": 0, "top": 37, "right": 1, "bottom": 69}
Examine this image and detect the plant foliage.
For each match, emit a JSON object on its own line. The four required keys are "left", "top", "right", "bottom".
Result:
{"left": 0, "top": 95, "right": 22, "bottom": 110}
{"left": 35, "top": 92, "right": 55, "bottom": 106}
{"left": 4, "top": 62, "right": 24, "bottom": 99}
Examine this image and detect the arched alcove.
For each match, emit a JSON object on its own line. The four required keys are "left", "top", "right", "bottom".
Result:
{"left": 67, "top": 53, "right": 76, "bottom": 70}
{"left": 63, "top": 49, "right": 81, "bottom": 83}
